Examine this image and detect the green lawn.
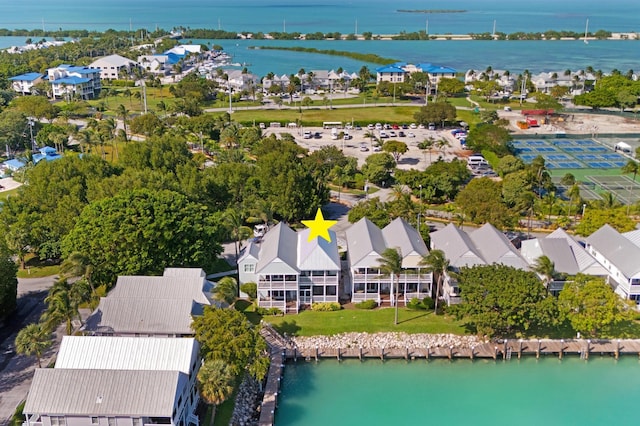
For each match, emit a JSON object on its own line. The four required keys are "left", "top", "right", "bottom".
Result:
{"left": 264, "top": 307, "right": 466, "bottom": 336}
{"left": 16, "top": 255, "right": 60, "bottom": 279}
{"left": 0, "top": 187, "right": 20, "bottom": 201}
{"left": 549, "top": 167, "right": 624, "bottom": 182}
{"left": 227, "top": 105, "right": 421, "bottom": 127}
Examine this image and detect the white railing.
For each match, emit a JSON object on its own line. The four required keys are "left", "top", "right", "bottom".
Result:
{"left": 352, "top": 292, "right": 379, "bottom": 302}
{"left": 257, "top": 281, "right": 298, "bottom": 290}
{"left": 258, "top": 299, "right": 286, "bottom": 310}
{"left": 404, "top": 291, "right": 430, "bottom": 301}
{"left": 299, "top": 276, "right": 339, "bottom": 285}
{"left": 311, "top": 295, "right": 339, "bottom": 303}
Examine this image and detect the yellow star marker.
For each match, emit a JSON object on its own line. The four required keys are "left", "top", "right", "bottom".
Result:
{"left": 302, "top": 208, "right": 337, "bottom": 242}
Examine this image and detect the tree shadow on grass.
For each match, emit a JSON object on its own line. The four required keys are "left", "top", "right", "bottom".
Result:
{"left": 397, "top": 309, "right": 430, "bottom": 325}
{"left": 234, "top": 299, "right": 262, "bottom": 325}
{"left": 271, "top": 320, "right": 301, "bottom": 336}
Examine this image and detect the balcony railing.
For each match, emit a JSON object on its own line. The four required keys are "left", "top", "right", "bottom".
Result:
{"left": 257, "top": 299, "right": 286, "bottom": 310}
{"left": 404, "top": 291, "right": 430, "bottom": 302}
{"left": 257, "top": 281, "right": 299, "bottom": 290}
{"left": 299, "top": 276, "right": 339, "bottom": 285}
{"left": 311, "top": 295, "right": 339, "bottom": 303}
{"left": 352, "top": 292, "right": 380, "bottom": 303}
{"left": 352, "top": 273, "right": 432, "bottom": 283}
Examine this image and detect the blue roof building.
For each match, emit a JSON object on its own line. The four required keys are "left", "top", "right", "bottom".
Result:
{"left": 47, "top": 65, "right": 101, "bottom": 100}
{"left": 8, "top": 72, "right": 44, "bottom": 94}
{"left": 33, "top": 146, "right": 62, "bottom": 164}
{"left": 375, "top": 65, "right": 408, "bottom": 83}
{"left": 2, "top": 158, "right": 26, "bottom": 172}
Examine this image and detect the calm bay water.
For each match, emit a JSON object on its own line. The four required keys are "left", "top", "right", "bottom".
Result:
{"left": 276, "top": 357, "right": 640, "bottom": 426}
{"left": 3, "top": 0, "right": 640, "bottom": 34}
{"left": 2, "top": 1, "right": 640, "bottom": 76}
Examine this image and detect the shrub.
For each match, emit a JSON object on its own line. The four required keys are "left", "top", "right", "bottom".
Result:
{"left": 311, "top": 302, "right": 341, "bottom": 312}
{"left": 354, "top": 299, "right": 377, "bottom": 309}
{"left": 240, "top": 282, "right": 257, "bottom": 300}
{"left": 254, "top": 306, "right": 282, "bottom": 316}
{"left": 407, "top": 297, "right": 425, "bottom": 310}
{"left": 422, "top": 296, "right": 435, "bottom": 310}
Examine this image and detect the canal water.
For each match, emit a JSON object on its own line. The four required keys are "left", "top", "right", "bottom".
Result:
{"left": 276, "top": 356, "right": 640, "bottom": 425}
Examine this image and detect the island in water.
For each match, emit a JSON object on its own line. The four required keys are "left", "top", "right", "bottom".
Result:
{"left": 397, "top": 9, "right": 467, "bottom": 14}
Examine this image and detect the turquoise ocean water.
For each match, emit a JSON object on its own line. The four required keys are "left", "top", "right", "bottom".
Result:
{"left": 276, "top": 357, "right": 640, "bottom": 426}
{"left": 2, "top": 1, "right": 640, "bottom": 76}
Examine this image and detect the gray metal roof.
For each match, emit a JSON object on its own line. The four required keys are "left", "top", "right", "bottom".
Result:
{"left": 297, "top": 229, "right": 341, "bottom": 271}
{"left": 382, "top": 218, "right": 429, "bottom": 268}
{"left": 470, "top": 223, "right": 528, "bottom": 269}
{"left": 109, "top": 271, "right": 211, "bottom": 305}
{"left": 430, "top": 223, "right": 485, "bottom": 268}
{"left": 546, "top": 228, "right": 607, "bottom": 275}
{"left": 538, "top": 238, "right": 580, "bottom": 275}
{"left": 83, "top": 298, "right": 196, "bottom": 335}
{"left": 55, "top": 336, "right": 198, "bottom": 375}
{"left": 345, "top": 218, "right": 387, "bottom": 268}
{"left": 587, "top": 224, "right": 640, "bottom": 278}
{"left": 623, "top": 229, "right": 640, "bottom": 248}
{"left": 89, "top": 54, "right": 137, "bottom": 68}
{"left": 24, "top": 369, "right": 186, "bottom": 417}
{"left": 255, "top": 222, "right": 299, "bottom": 274}
{"left": 238, "top": 241, "right": 261, "bottom": 263}
{"left": 163, "top": 267, "right": 206, "bottom": 279}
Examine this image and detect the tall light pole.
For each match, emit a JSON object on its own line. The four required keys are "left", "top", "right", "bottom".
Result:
{"left": 418, "top": 184, "right": 422, "bottom": 235}
{"left": 582, "top": 203, "right": 587, "bottom": 218}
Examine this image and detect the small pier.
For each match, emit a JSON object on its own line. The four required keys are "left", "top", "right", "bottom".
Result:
{"left": 286, "top": 339, "right": 640, "bottom": 361}
{"left": 258, "top": 323, "right": 289, "bottom": 426}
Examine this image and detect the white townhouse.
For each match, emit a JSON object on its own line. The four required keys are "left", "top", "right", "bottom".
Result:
{"left": 213, "top": 69, "right": 259, "bottom": 92}
{"left": 430, "top": 223, "right": 528, "bottom": 305}
{"left": 346, "top": 218, "right": 432, "bottom": 306}
{"left": 47, "top": 65, "right": 101, "bottom": 100}
{"left": 521, "top": 228, "right": 608, "bottom": 295}
{"left": 23, "top": 369, "right": 194, "bottom": 426}
{"left": 82, "top": 268, "right": 213, "bottom": 336}
{"left": 375, "top": 64, "right": 408, "bottom": 83}
{"left": 464, "top": 69, "right": 517, "bottom": 93}
{"left": 138, "top": 54, "right": 171, "bottom": 75}
{"left": 89, "top": 54, "right": 139, "bottom": 80}
{"left": 8, "top": 72, "right": 44, "bottom": 94}
{"left": 31, "top": 336, "right": 202, "bottom": 426}
{"left": 585, "top": 224, "right": 640, "bottom": 304}
{"left": 416, "top": 63, "right": 457, "bottom": 84}
{"left": 239, "top": 222, "right": 341, "bottom": 313}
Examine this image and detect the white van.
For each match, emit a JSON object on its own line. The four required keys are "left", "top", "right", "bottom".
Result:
{"left": 303, "top": 131, "right": 312, "bottom": 139}
{"left": 467, "top": 155, "right": 488, "bottom": 167}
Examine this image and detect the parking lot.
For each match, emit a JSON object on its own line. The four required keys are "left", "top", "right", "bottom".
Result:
{"left": 264, "top": 123, "right": 466, "bottom": 169}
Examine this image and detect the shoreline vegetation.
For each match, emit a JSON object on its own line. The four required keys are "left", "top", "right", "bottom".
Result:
{"left": 397, "top": 9, "right": 467, "bottom": 14}
{"left": 247, "top": 46, "right": 397, "bottom": 65}
{"left": 1, "top": 27, "right": 637, "bottom": 43}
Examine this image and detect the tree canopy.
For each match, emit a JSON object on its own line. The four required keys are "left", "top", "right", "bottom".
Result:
{"left": 455, "top": 178, "right": 515, "bottom": 227}
{"left": 574, "top": 208, "right": 636, "bottom": 236}
{"left": 191, "top": 307, "right": 269, "bottom": 381}
{"left": 0, "top": 241, "right": 18, "bottom": 321}
{"left": 61, "top": 189, "right": 222, "bottom": 286}
{"left": 413, "top": 101, "right": 457, "bottom": 127}
{"left": 455, "top": 264, "right": 556, "bottom": 337}
{"left": 558, "top": 276, "right": 635, "bottom": 338}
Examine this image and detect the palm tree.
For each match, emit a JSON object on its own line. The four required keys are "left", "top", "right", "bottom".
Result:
{"left": 377, "top": 247, "right": 403, "bottom": 325}
{"left": 43, "top": 279, "right": 91, "bottom": 334}
{"left": 223, "top": 209, "right": 253, "bottom": 271}
{"left": 420, "top": 249, "right": 449, "bottom": 313}
{"left": 213, "top": 276, "right": 238, "bottom": 306}
{"left": 15, "top": 323, "right": 51, "bottom": 367}
{"left": 197, "top": 359, "right": 235, "bottom": 408}
{"left": 567, "top": 183, "right": 582, "bottom": 222}
{"left": 116, "top": 104, "right": 129, "bottom": 142}
{"left": 533, "top": 255, "right": 556, "bottom": 291}
{"left": 60, "top": 252, "right": 95, "bottom": 295}
{"left": 622, "top": 159, "right": 639, "bottom": 182}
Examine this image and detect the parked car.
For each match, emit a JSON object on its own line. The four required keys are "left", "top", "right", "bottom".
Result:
{"left": 344, "top": 133, "right": 353, "bottom": 140}
{"left": 373, "top": 144, "right": 381, "bottom": 152}
{"left": 375, "top": 123, "right": 382, "bottom": 130}
{"left": 379, "top": 131, "right": 389, "bottom": 138}
{"left": 401, "top": 124, "right": 409, "bottom": 129}
{"left": 398, "top": 131, "right": 406, "bottom": 137}
{"left": 409, "top": 123, "right": 417, "bottom": 129}
{"left": 303, "top": 131, "right": 312, "bottom": 139}
{"left": 367, "top": 124, "right": 375, "bottom": 130}
{"left": 407, "top": 132, "right": 416, "bottom": 138}
{"left": 360, "top": 143, "right": 369, "bottom": 152}
{"left": 388, "top": 131, "right": 397, "bottom": 137}
{"left": 418, "top": 123, "right": 426, "bottom": 129}
{"left": 428, "top": 123, "right": 436, "bottom": 130}
{"left": 392, "top": 124, "right": 400, "bottom": 130}
{"left": 314, "top": 132, "right": 322, "bottom": 139}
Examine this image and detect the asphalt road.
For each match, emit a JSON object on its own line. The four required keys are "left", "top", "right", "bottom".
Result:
{"left": 0, "top": 276, "right": 58, "bottom": 425}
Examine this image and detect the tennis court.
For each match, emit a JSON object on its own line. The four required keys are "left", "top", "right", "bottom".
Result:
{"left": 552, "top": 177, "right": 602, "bottom": 201}
{"left": 512, "top": 139, "right": 628, "bottom": 170}
{"left": 588, "top": 175, "right": 640, "bottom": 204}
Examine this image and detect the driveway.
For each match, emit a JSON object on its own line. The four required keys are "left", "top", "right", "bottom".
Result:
{"left": 0, "top": 275, "right": 58, "bottom": 425}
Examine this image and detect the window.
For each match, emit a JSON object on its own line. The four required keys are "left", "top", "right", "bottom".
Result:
{"left": 313, "top": 286, "right": 324, "bottom": 296}
{"left": 243, "top": 263, "right": 255, "bottom": 273}
{"left": 91, "top": 417, "right": 99, "bottom": 425}
{"left": 108, "top": 418, "right": 116, "bottom": 426}
{"left": 51, "top": 417, "right": 66, "bottom": 426}
{"left": 132, "top": 419, "right": 142, "bottom": 426}
{"left": 326, "top": 286, "right": 337, "bottom": 296}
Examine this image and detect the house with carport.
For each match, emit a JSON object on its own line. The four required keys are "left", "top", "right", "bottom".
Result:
{"left": 585, "top": 224, "right": 640, "bottom": 304}
{"left": 430, "top": 223, "right": 528, "bottom": 305}
{"left": 8, "top": 72, "right": 44, "bottom": 95}
{"left": 346, "top": 217, "right": 432, "bottom": 306}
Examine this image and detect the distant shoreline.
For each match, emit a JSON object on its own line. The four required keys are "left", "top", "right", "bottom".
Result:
{"left": 397, "top": 9, "right": 467, "bottom": 14}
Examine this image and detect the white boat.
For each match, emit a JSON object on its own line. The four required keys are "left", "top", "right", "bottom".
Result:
{"left": 583, "top": 19, "right": 589, "bottom": 44}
